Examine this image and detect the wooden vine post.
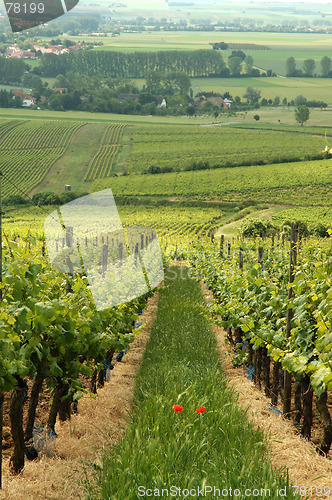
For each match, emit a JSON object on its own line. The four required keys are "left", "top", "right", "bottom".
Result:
{"left": 239, "top": 246, "right": 243, "bottom": 270}
{"left": 258, "top": 246, "right": 264, "bottom": 265}
{"left": 283, "top": 222, "right": 298, "bottom": 418}
{"left": 220, "top": 234, "right": 224, "bottom": 258}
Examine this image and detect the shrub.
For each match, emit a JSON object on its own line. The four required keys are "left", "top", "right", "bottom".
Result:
{"left": 241, "top": 217, "right": 276, "bottom": 237}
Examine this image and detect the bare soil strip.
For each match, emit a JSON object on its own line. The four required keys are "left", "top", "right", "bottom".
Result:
{"left": 0, "top": 291, "right": 159, "bottom": 500}
{"left": 201, "top": 284, "right": 332, "bottom": 498}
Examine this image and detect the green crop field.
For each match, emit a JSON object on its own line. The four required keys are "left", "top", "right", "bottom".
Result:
{"left": 118, "top": 204, "right": 226, "bottom": 240}
{"left": 92, "top": 156, "right": 332, "bottom": 207}
{"left": 0, "top": 119, "right": 83, "bottom": 198}
{"left": 192, "top": 77, "right": 332, "bottom": 104}
{"left": 272, "top": 206, "right": 332, "bottom": 228}
{"left": 83, "top": 124, "right": 127, "bottom": 182}
{"left": 0, "top": 114, "right": 330, "bottom": 240}
{"left": 125, "top": 123, "right": 324, "bottom": 174}
{"left": 79, "top": 31, "right": 332, "bottom": 76}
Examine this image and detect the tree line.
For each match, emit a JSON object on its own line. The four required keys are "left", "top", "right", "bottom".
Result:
{"left": 0, "top": 57, "right": 26, "bottom": 84}
{"left": 286, "top": 56, "right": 332, "bottom": 77}
{"left": 38, "top": 49, "right": 274, "bottom": 79}
{"left": 39, "top": 50, "right": 228, "bottom": 78}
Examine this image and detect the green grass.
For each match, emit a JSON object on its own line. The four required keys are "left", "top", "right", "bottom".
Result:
{"left": 30, "top": 122, "right": 108, "bottom": 195}
{"left": 67, "top": 31, "right": 332, "bottom": 53}
{"left": 192, "top": 77, "right": 332, "bottom": 104}
{"left": 86, "top": 267, "right": 299, "bottom": 500}
{"left": 0, "top": 107, "right": 224, "bottom": 125}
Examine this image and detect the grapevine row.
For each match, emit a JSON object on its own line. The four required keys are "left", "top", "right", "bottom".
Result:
{"left": 0, "top": 120, "right": 83, "bottom": 198}
{"left": 186, "top": 235, "right": 332, "bottom": 453}
{"left": 0, "top": 238, "right": 160, "bottom": 479}
{"left": 84, "top": 124, "right": 126, "bottom": 182}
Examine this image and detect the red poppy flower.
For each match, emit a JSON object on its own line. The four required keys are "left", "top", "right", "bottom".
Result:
{"left": 173, "top": 404, "right": 183, "bottom": 413}
{"left": 196, "top": 406, "right": 206, "bottom": 414}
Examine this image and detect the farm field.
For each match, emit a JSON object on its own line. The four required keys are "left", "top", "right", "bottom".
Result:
{"left": 92, "top": 156, "right": 332, "bottom": 206}
{"left": 272, "top": 206, "right": 332, "bottom": 229}
{"left": 192, "top": 76, "right": 332, "bottom": 104}
{"left": 80, "top": 31, "right": 332, "bottom": 75}
{"left": 4, "top": 115, "right": 329, "bottom": 202}
{"left": 0, "top": 119, "right": 83, "bottom": 198}
{"left": 0, "top": 115, "right": 330, "bottom": 239}
{"left": 77, "top": 31, "right": 332, "bottom": 53}
{"left": 0, "top": 107, "right": 223, "bottom": 125}
{"left": 0, "top": 119, "right": 129, "bottom": 198}
{"left": 128, "top": 75, "right": 332, "bottom": 104}
{"left": 83, "top": 124, "right": 127, "bottom": 182}
{"left": 125, "top": 123, "right": 324, "bottom": 174}
{"left": 31, "top": 122, "right": 108, "bottom": 195}
{"left": 1, "top": 106, "right": 332, "bottom": 128}
{"left": 2, "top": 203, "right": 235, "bottom": 245}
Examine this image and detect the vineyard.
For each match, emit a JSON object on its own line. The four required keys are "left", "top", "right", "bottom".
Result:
{"left": 0, "top": 234, "right": 158, "bottom": 484}
{"left": 83, "top": 124, "right": 127, "bottom": 182}
{"left": 119, "top": 205, "right": 226, "bottom": 240}
{"left": 272, "top": 206, "right": 332, "bottom": 233}
{"left": 92, "top": 155, "right": 332, "bottom": 206}
{"left": 1, "top": 112, "right": 332, "bottom": 495}
{"left": 0, "top": 119, "right": 83, "bottom": 198}
{"left": 125, "top": 124, "right": 324, "bottom": 174}
{"left": 184, "top": 232, "right": 332, "bottom": 458}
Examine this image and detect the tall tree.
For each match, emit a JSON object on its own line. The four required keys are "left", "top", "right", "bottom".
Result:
{"left": 303, "top": 59, "right": 315, "bottom": 76}
{"left": 244, "top": 55, "right": 254, "bottom": 74}
{"left": 295, "top": 105, "right": 310, "bottom": 126}
{"left": 321, "top": 56, "right": 331, "bottom": 77}
{"left": 228, "top": 56, "right": 242, "bottom": 76}
{"left": 243, "top": 86, "right": 261, "bottom": 105}
{"left": 286, "top": 57, "right": 296, "bottom": 76}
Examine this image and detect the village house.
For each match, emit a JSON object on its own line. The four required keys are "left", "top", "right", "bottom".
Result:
{"left": 193, "top": 95, "right": 232, "bottom": 108}
{"left": 155, "top": 96, "right": 167, "bottom": 108}
{"left": 10, "top": 89, "right": 36, "bottom": 107}
{"left": 22, "top": 97, "right": 36, "bottom": 107}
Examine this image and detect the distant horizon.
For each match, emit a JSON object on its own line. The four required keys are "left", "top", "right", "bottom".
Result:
{"left": 122, "top": 0, "right": 332, "bottom": 8}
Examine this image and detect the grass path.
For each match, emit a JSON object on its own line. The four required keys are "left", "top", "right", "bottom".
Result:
{"left": 29, "top": 122, "right": 107, "bottom": 195}
{"left": 87, "top": 267, "right": 300, "bottom": 499}
{"left": 215, "top": 205, "right": 291, "bottom": 239}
